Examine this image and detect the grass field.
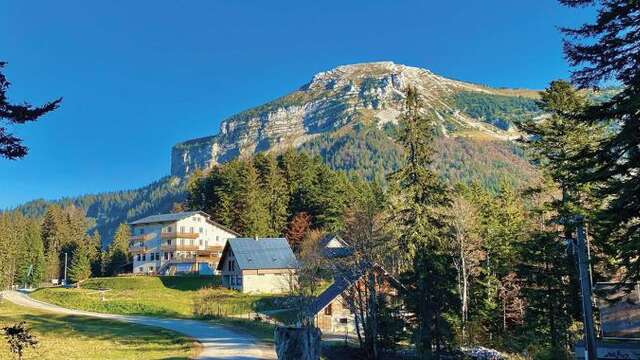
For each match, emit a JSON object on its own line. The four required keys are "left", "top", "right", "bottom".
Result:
{"left": 0, "top": 300, "right": 196, "bottom": 360}
{"left": 31, "top": 276, "right": 292, "bottom": 319}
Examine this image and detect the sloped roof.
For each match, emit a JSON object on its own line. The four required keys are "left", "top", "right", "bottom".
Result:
{"left": 307, "top": 262, "right": 404, "bottom": 316}
{"left": 129, "top": 211, "right": 240, "bottom": 235}
{"left": 217, "top": 238, "right": 298, "bottom": 270}
{"left": 319, "top": 234, "right": 353, "bottom": 259}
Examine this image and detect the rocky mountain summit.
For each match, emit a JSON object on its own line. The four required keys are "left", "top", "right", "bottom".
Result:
{"left": 171, "top": 62, "right": 540, "bottom": 177}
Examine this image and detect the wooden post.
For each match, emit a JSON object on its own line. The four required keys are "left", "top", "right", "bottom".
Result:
{"left": 575, "top": 217, "right": 597, "bottom": 360}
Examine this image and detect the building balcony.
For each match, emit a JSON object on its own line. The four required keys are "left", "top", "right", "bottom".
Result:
{"left": 128, "top": 245, "right": 150, "bottom": 254}
{"left": 160, "top": 231, "right": 199, "bottom": 240}
{"left": 129, "top": 233, "right": 153, "bottom": 242}
{"left": 160, "top": 243, "right": 200, "bottom": 252}
{"left": 197, "top": 246, "right": 224, "bottom": 256}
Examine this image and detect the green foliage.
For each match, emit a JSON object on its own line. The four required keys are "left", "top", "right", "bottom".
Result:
{"left": 16, "top": 176, "right": 186, "bottom": 247}
{"left": 187, "top": 151, "right": 351, "bottom": 235}
{"left": 560, "top": 0, "right": 640, "bottom": 285}
{"left": 68, "top": 245, "right": 91, "bottom": 285}
{"left": 104, "top": 223, "right": 130, "bottom": 276}
{"left": 389, "top": 86, "right": 458, "bottom": 356}
{"left": 300, "top": 121, "right": 538, "bottom": 192}
{"left": 453, "top": 91, "right": 540, "bottom": 130}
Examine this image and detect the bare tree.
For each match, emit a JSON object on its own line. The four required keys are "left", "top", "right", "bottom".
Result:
{"left": 448, "top": 195, "right": 485, "bottom": 344}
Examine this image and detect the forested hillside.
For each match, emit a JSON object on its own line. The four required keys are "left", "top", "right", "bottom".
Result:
{"left": 15, "top": 177, "right": 186, "bottom": 246}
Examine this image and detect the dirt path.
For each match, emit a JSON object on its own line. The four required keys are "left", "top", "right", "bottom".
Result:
{"left": 1, "top": 290, "right": 276, "bottom": 360}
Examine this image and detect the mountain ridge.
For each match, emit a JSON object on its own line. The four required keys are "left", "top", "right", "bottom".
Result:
{"left": 171, "top": 61, "right": 541, "bottom": 177}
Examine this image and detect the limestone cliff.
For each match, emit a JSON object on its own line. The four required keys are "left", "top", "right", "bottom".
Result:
{"left": 171, "top": 61, "right": 539, "bottom": 176}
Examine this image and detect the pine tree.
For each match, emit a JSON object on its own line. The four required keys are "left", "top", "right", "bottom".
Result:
{"left": 41, "top": 205, "right": 64, "bottom": 281}
{"left": 0, "top": 61, "right": 61, "bottom": 159}
{"left": 388, "top": 86, "right": 457, "bottom": 357}
{"left": 106, "top": 223, "right": 131, "bottom": 276}
{"left": 236, "top": 160, "right": 270, "bottom": 236}
{"left": 560, "top": 0, "right": 640, "bottom": 284}
{"left": 68, "top": 245, "right": 91, "bottom": 287}
{"left": 254, "top": 153, "right": 289, "bottom": 236}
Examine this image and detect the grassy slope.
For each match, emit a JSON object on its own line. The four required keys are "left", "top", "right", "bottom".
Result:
{"left": 31, "top": 276, "right": 288, "bottom": 319}
{"left": 0, "top": 301, "right": 196, "bottom": 360}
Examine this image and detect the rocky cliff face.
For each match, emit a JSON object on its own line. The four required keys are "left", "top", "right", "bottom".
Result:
{"left": 171, "top": 61, "right": 539, "bottom": 177}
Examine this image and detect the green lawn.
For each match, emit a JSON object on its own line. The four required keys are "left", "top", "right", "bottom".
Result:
{"left": 0, "top": 301, "right": 196, "bottom": 360}
{"left": 31, "top": 276, "right": 292, "bottom": 319}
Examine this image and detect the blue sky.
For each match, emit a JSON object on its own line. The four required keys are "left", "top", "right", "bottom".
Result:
{"left": 0, "top": 0, "right": 592, "bottom": 208}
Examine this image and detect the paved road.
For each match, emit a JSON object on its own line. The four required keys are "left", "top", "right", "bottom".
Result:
{"left": 1, "top": 290, "right": 276, "bottom": 360}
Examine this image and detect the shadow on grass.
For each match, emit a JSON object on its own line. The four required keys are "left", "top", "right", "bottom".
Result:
{"left": 159, "top": 275, "right": 221, "bottom": 291}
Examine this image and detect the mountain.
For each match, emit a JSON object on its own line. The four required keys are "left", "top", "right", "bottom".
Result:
{"left": 172, "top": 61, "right": 541, "bottom": 189}
{"left": 15, "top": 62, "right": 545, "bottom": 244}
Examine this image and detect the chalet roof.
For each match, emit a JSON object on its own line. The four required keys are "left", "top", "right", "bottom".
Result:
{"left": 217, "top": 238, "right": 298, "bottom": 271}
{"left": 307, "top": 262, "right": 404, "bottom": 316}
{"left": 129, "top": 211, "right": 240, "bottom": 236}
{"left": 319, "top": 234, "right": 353, "bottom": 259}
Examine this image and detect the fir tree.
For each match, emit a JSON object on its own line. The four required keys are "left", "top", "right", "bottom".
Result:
{"left": 389, "top": 86, "right": 457, "bottom": 358}
{"left": 68, "top": 245, "right": 91, "bottom": 287}
{"left": 106, "top": 223, "right": 131, "bottom": 276}
{"left": 254, "top": 153, "right": 289, "bottom": 236}
{"left": 560, "top": 0, "right": 640, "bottom": 284}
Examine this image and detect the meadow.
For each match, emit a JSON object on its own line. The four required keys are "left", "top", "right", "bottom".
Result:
{"left": 31, "top": 276, "right": 290, "bottom": 319}
{"left": 0, "top": 300, "right": 196, "bottom": 359}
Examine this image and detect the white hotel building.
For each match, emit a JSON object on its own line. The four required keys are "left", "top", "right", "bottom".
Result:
{"left": 128, "top": 211, "right": 239, "bottom": 275}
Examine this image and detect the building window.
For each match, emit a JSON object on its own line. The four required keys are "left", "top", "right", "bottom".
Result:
{"left": 205, "top": 240, "right": 208, "bottom": 247}
{"left": 170, "top": 252, "right": 174, "bottom": 259}
{"left": 180, "top": 226, "right": 185, "bottom": 233}
{"left": 137, "top": 254, "right": 141, "bottom": 261}
{"left": 231, "top": 277, "right": 235, "bottom": 285}
{"left": 180, "top": 239, "right": 184, "bottom": 246}
{"left": 149, "top": 266, "right": 154, "bottom": 272}
{"left": 199, "top": 239, "right": 203, "bottom": 246}
{"left": 150, "top": 253, "right": 155, "bottom": 261}
{"left": 156, "top": 252, "right": 160, "bottom": 260}
{"left": 168, "top": 239, "right": 172, "bottom": 246}
{"left": 142, "top": 254, "right": 146, "bottom": 261}
{"left": 190, "top": 239, "right": 194, "bottom": 246}
{"left": 139, "top": 228, "right": 144, "bottom": 235}
{"left": 216, "top": 236, "right": 220, "bottom": 242}
{"left": 164, "top": 252, "right": 169, "bottom": 260}
{"left": 190, "top": 226, "right": 194, "bottom": 233}
{"left": 139, "top": 267, "right": 143, "bottom": 272}
{"left": 237, "top": 276, "right": 242, "bottom": 285}
{"left": 139, "top": 241, "right": 143, "bottom": 247}
{"left": 168, "top": 226, "right": 172, "bottom": 232}
{"left": 324, "top": 304, "right": 332, "bottom": 316}
{"left": 199, "top": 227, "right": 203, "bottom": 233}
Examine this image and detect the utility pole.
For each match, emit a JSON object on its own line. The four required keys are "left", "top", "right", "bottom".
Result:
{"left": 64, "top": 252, "right": 68, "bottom": 286}
{"left": 575, "top": 216, "right": 598, "bottom": 360}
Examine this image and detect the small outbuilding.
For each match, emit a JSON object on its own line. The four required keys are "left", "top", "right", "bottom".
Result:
{"left": 217, "top": 237, "right": 298, "bottom": 294}
{"left": 307, "top": 263, "right": 404, "bottom": 335}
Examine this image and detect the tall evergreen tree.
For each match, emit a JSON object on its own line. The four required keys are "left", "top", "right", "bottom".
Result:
{"left": 41, "top": 205, "right": 64, "bottom": 281}
{"left": 105, "top": 223, "right": 131, "bottom": 276}
{"left": 389, "top": 86, "right": 458, "bottom": 358}
{"left": 254, "top": 153, "right": 289, "bottom": 236}
{"left": 560, "top": 0, "right": 640, "bottom": 284}
{"left": 68, "top": 245, "right": 91, "bottom": 287}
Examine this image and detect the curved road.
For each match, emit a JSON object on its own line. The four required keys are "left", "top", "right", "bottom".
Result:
{"left": 1, "top": 290, "right": 276, "bottom": 360}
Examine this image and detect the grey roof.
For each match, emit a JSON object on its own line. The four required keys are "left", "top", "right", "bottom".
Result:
{"left": 319, "top": 234, "right": 353, "bottom": 259}
{"left": 217, "top": 238, "right": 298, "bottom": 270}
{"left": 307, "top": 263, "right": 404, "bottom": 316}
{"left": 129, "top": 211, "right": 240, "bottom": 235}
{"left": 129, "top": 211, "right": 200, "bottom": 225}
